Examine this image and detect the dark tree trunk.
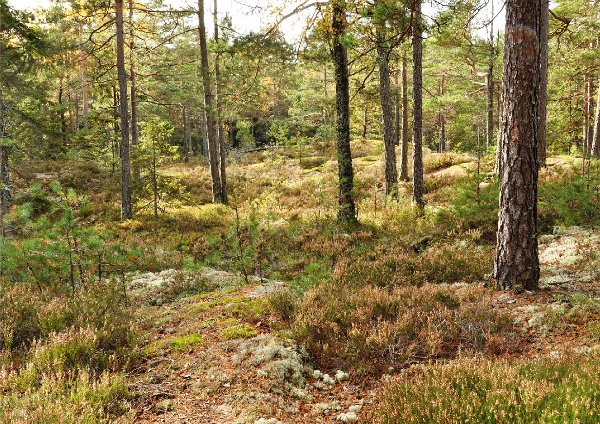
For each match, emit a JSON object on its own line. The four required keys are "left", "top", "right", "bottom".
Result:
{"left": 214, "top": 0, "right": 227, "bottom": 203}
{"left": 331, "top": 1, "right": 356, "bottom": 222}
{"left": 494, "top": 0, "right": 542, "bottom": 291}
{"left": 58, "top": 82, "right": 68, "bottom": 145}
{"left": 115, "top": 0, "right": 132, "bottom": 220}
{"left": 198, "top": 0, "right": 225, "bottom": 203}
{"left": 400, "top": 55, "right": 409, "bottom": 181}
{"left": 129, "top": 0, "right": 140, "bottom": 180}
{"left": 376, "top": 27, "right": 398, "bottom": 200}
{"left": 592, "top": 77, "right": 600, "bottom": 158}
{"left": 361, "top": 104, "right": 368, "bottom": 140}
{"left": 394, "top": 57, "right": 400, "bottom": 147}
{"left": 412, "top": 2, "right": 424, "bottom": 210}
{"left": 537, "top": 0, "right": 549, "bottom": 167}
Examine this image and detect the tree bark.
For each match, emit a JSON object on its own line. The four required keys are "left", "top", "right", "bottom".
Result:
{"left": 438, "top": 76, "right": 446, "bottom": 153}
{"left": 494, "top": 0, "right": 542, "bottom": 291}
{"left": 78, "top": 22, "right": 89, "bottom": 123}
{"left": 376, "top": 27, "right": 398, "bottom": 200}
{"left": 400, "top": 55, "right": 409, "bottom": 181}
{"left": 486, "top": 1, "right": 494, "bottom": 152}
{"left": 592, "top": 77, "right": 600, "bottom": 157}
{"left": 198, "top": 0, "right": 225, "bottom": 203}
{"left": 129, "top": 0, "right": 140, "bottom": 180}
{"left": 331, "top": 0, "right": 356, "bottom": 222}
{"left": 115, "top": 0, "right": 132, "bottom": 220}
{"left": 537, "top": 0, "right": 549, "bottom": 167}
{"left": 214, "top": 0, "right": 227, "bottom": 203}
{"left": 394, "top": 57, "right": 400, "bottom": 147}
{"left": 412, "top": 2, "right": 424, "bottom": 210}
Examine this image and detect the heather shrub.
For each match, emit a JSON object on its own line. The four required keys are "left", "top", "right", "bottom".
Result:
{"left": 372, "top": 354, "right": 600, "bottom": 423}
{"left": 332, "top": 242, "right": 493, "bottom": 288}
{"left": 291, "top": 283, "right": 517, "bottom": 372}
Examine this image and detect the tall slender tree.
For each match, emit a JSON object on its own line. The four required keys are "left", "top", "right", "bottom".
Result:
{"left": 411, "top": 0, "right": 424, "bottom": 210}
{"left": 376, "top": 24, "right": 398, "bottom": 200}
{"left": 198, "top": 0, "right": 225, "bottom": 203}
{"left": 592, "top": 77, "right": 600, "bottom": 157}
{"left": 400, "top": 54, "right": 409, "bottom": 181}
{"left": 494, "top": 0, "right": 544, "bottom": 291}
{"left": 129, "top": 0, "right": 140, "bottom": 180}
{"left": 115, "top": 0, "right": 132, "bottom": 220}
{"left": 331, "top": 0, "right": 356, "bottom": 222}
{"left": 214, "top": 0, "right": 227, "bottom": 203}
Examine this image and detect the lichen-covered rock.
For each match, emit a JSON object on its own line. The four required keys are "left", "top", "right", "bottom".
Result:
{"left": 337, "top": 411, "right": 358, "bottom": 422}
{"left": 335, "top": 370, "right": 349, "bottom": 382}
{"left": 254, "top": 418, "right": 282, "bottom": 424}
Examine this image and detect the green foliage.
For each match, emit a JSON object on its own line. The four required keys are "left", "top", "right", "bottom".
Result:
{"left": 538, "top": 165, "right": 600, "bottom": 229}
{"left": 0, "top": 183, "right": 140, "bottom": 293}
{"left": 373, "top": 354, "right": 600, "bottom": 423}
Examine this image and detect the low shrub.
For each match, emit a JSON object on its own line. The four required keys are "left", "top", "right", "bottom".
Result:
{"left": 291, "top": 283, "right": 517, "bottom": 373}
{"left": 371, "top": 354, "right": 600, "bottom": 423}
{"left": 332, "top": 242, "right": 493, "bottom": 288}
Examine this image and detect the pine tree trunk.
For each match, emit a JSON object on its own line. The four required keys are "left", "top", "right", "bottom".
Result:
{"left": 115, "top": 0, "right": 132, "bottom": 220}
{"left": 376, "top": 27, "right": 398, "bottom": 200}
{"left": 331, "top": 0, "right": 356, "bottom": 222}
{"left": 439, "top": 76, "right": 446, "bottom": 153}
{"left": 394, "top": 57, "right": 400, "bottom": 147}
{"left": 400, "top": 55, "right": 409, "bottom": 181}
{"left": 129, "top": 0, "right": 140, "bottom": 180}
{"left": 412, "top": 2, "right": 424, "bottom": 210}
{"left": 588, "top": 80, "right": 595, "bottom": 155}
{"left": 537, "top": 0, "right": 549, "bottom": 167}
{"left": 362, "top": 104, "right": 368, "bottom": 140}
{"left": 78, "top": 22, "right": 89, "bottom": 123}
{"left": 494, "top": 0, "right": 542, "bottom": 291}
{"left": 592, "top": 77, "right": 600, "bottom": 157}
{"left": 214, "top": 0, "right": 227, "bottom": 203}
{"left": 198, "top": 0, "right": 224, "bottom": 203}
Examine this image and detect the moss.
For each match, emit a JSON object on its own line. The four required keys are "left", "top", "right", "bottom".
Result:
{"left": 169, "top": 333, "right": 203, "bottom": 351}
{"left": 220, "top": 324, "right": 257, "bottom": 340}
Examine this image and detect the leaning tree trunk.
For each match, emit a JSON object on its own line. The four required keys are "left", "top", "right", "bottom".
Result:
{"left": 494, "top": 0, "right": 542, "bottom": 291}
{"left": 129, "top": 0, "right": 140, "bottom": 180}
{"left": 331, "top": 0, "right": 356, "bottom": 222}
{"left": 592, "top": 77, "right": 600, "bottom": 158}
{"left": 115, "top": 0, "right": 132, "bottom": 220}
{"left": 537, "top": 0, "right": 549, "bottom": 167}
{"left": 198, "top": 0, "right": 225, "bottom": 203}
{"left": 400, "top": 55, "right": 409, "bottom": 181}
{"left": 376, "top": 27, "right": 398, "bottom": 200}
{"left": 412, "top": 2, "right": 425, "bottom": 211}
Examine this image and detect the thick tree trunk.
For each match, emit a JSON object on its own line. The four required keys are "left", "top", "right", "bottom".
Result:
{"left": 214, "top": 0, "right": 227, "bottom": 203}
{"left": 376, "top": 28, "right": 398, "bottom": 200}
{"left": 592, "top": 77, "right": 600, "bottom": 157}
{"left": 412, "top": 2, "right": 424, "bottom": 211}
{"left": 400, "top": 55, "right": 409, "bottom": 181}
{"left": 537, "top": 0, "right": 549, "bottom": 167}
{"left": 115, "top": 0, "right": 132, "bottom": 220}
{"left": 331, "top": 1, "right": 356, "bottom": 222}
{"left": 129, "top": 0, "right": 140, "bottom": 180}
{"left": 494, "top": 0, "right": 542, "bottom": 291}
{"left": 198, "top": 0, "right": 225, "bottom": 203}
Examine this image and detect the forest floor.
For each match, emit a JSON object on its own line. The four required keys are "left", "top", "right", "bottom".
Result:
{"left": 5, "top": 140, "right": 598, "bottom": 423}
{"left": 126, "top": 227, "right": 599, "bottom": 423}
